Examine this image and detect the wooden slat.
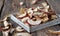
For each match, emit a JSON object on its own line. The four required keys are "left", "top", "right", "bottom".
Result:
{"left": 46, "top": 0, "right": 60, "bottom": 15}
{"left": 0, "top": 0, "right": 4, "bottom": 10}
{"left": 36, "top": 25, "right": 60, "bottom": 36}
{"left": 0, "top": 0, "right": 4, "bottom": 17}
{"left": 1, "top": 0, "right": 26, "bottom": 19}
{"left": 0, "top": 0, "right": 4, "bottom": 36}
{"left": 26, "top": 0, "right": 45, "bottom": 8}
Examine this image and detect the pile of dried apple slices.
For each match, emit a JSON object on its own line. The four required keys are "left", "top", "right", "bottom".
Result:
{"left": 0, "top": 17, "right": 32, "bottom": 36}
{"left": 15, "top": 2, "right": 58, "bottom": 26}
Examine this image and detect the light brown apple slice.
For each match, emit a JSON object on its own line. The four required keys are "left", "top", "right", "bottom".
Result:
{"left": 41, "top": 17, "right": 49, "bottom": 23}
{"left": 15, "top": 26, "right": 24, "bottom": 32}
{"left": 27, "top": 18, "right": 41, "bottom": 25}
{"left": 2, "top": 26, "right": 9, "bottom": 30}
{"left": 21, "top": 17, "right": 29, "bottom": 22}
{"left": 27, "top": 8, "right": 33, "bottom": 18}
{"left": 18, "top": 8, "right": 27, "bottom": 18}
{"left": 48, "top": 30, "right": 60, "bottom": 34}
{"left": 3, "top": 21, "right": 9, "bottom": 27}
{"left": 31, "top": 0, "right": 37, "bottom": 5}
{"left": 42, "top": 2, "right": 48, "bottom": 7}
{"left": 19, "top": 2, "right": 24, "bottom": 6}
{"left": 18, "top": 12, "right": 27, "bottom": 18}
{"left": 13, "top": 32, "right": 32, "bottom": 36}
{"left": 2, "top": 30, "right": 9, "bottom": 36}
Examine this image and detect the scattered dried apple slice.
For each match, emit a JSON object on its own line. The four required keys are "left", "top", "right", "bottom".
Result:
{"left": 48, "top": 30, "right": 60, "bottom": 34}
{"left": 15, "top": 26, "right": 24, "bottom": 32}
{"left": 21, "top": 17, "right": 29, "bottom": 22}
{"left": 31, "top": 0, "right": 37, "bottom": 5}
{"left": 19, "top": 2, "right": 24, "bottom": 6}
{"left": 18, "top": 8, "right": 27, "bottom": 18}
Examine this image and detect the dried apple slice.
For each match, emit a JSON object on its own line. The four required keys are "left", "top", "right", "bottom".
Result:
{"left": 41, "top": 17, "right": 49, "bottom": 23}
{"left": 21, "top": 17, "right": 29, "bottom": 22}
{"left": 15, "top": 26, "right": 24, "bottom": 32}
{"left": 18, "top": 8, "right": 27, "bottom": 18}
{"left": 18, "top": 12, "right": 26, "bottom": 18}
{"left": 48, "top": 30, "right": 60, "bottom": 34}
{"left": 27, "top": 18, "right": 41, "bottom": 25}
{"left": 27, "top": 8, "right": 33, "bottom": 18}
{"left": 19, "top": 2, "right": 24, "bottom": 6}
{"left": 2, "top": 30, "right": 10, "bottom": 36}
{"left": 3, "top": 21, "right": 9, "bottom": 27}
{"left": 13, "top": 32, "right": 32, "bottom": 36}
{"left": 31, "top": 0, "right": 37, "bottom": 5}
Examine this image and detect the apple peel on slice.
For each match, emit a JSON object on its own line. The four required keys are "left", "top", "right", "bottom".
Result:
{"left": 18, "top": 12, "right": 27, "bottom": 18}
{"left": 27, "top": 19, "right": 41, "bottom": 26}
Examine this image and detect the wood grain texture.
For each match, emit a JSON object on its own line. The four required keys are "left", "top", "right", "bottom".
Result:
{"left": 26, "top": 0, "right": 45, "bottom": 8}
{"left": 0, "top": 0, "right": 3, "bottom": 10}
{"left": 36, "top": 25, "right": 60, "bottom": 36}
{"left": 0, "top": 0, "right": 4, "bottom": 36}
{"left": 1, "top": 0, "right": 26, "bottom": 19}
{"left": 46, "top": 0, "right": 60, "bottom": 15}
{"left": 0, "top": 0, "right": 4, "bottom": 17}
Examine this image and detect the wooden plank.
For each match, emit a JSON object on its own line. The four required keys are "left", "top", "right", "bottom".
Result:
{"left": 46, "top": 0, "right": 60, "bottom": 15}
{"left": 0, "top": 0, "right": 4, "bottom": 10}
{"left": 0, "top": 0, "right": 4, "bottom": 36}
{"left": 36, "top": 25, "right": 60, "bottom": 36}
{"left": 1, "top": 0, "right": 26, "bottom": 19}
{"left": 0, "top": 0, "right": 4, "bottom": 17}
{"left": 26, "top": 0, "right": 45, "bottom": 8}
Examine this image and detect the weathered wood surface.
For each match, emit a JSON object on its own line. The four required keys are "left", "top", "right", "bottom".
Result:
{"left": 0, "top": 0, "right": 4, "bottom": 10}
{"left": 46, "top": 0, "right": 60, "bottom": 15}
{"left": 36, "top": 25, "right": 60, "bottom": 36}
{"left": 0, "top": 0, "right": 60, "bottom": 36}
{"left": 32, "top": 25, "right": 60, "bottom": 36}
{"left": 0, "top": 0, "right": 4, "bottom": 36}
{"left": 0, "top": 0, "right": 4, "bottom": 17}
{"left": 26, "top": 0, "right": 45, "bottom": 8}
{"left": 1, "top": 0, "right": 26, "bottom": 19}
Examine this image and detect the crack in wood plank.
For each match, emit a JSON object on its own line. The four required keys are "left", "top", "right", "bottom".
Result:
{"left": 0, "top": 0, "right": 5, "bottom": 18}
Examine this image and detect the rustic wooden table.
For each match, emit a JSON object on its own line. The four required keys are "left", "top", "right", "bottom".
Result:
{"left": 0, "top": 0, "right": 4, "bottom": 36}
{"left": 0, "top": 0, "right": 4, "bottom": 10}
{"left": 0, "top": 0, "right": 4, "bottom": 17}
{"left": 0, "top": 0, "right": 60, "bottom": 36}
